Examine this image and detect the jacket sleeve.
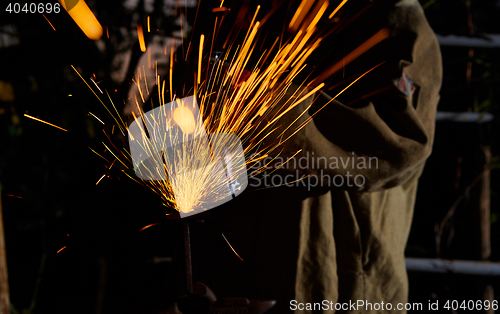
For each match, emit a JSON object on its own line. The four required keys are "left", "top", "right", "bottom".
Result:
{"left": 260, "top": 0, "right": 442, "bottom": 192}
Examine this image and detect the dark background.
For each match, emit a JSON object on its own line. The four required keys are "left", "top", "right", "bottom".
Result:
{"left": 0, "top": 0, "right": 500, "bottom": 313}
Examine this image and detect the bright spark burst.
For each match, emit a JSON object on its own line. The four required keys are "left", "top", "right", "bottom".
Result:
{"left": 78, "top": 1, "right": 389, "bottom": 218}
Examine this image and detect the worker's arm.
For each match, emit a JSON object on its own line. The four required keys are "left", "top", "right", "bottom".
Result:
{"left": 259, "top": 0, "right": 442, "bottom": 192}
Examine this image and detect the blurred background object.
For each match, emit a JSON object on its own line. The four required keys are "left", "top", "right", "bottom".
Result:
{"left": 405, "top": 1, "right": 500, "bottom": 312}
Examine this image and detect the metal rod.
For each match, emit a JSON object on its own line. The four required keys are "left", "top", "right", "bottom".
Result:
{"left": 184, "top": 220, "right": 193, "bottom": 294}
{"left": 406, "top": 258, "right": 500, "bottom": 276}
{"left": 0, "top": 191, "right": 10, "bottom": 313}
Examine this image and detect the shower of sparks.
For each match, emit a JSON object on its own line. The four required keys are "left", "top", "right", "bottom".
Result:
{"left": 24, "top": 114, "right": 68, "bottom": 132}
{"left": 57, "top": 246, "right": 67, "bottom": 253}
{"left": 222, "top": 234, "right": 243, "bottom": 261}
{"left": 42, "top": 14, "right": 56, "bottom": 31}
{"left": 76, "top": 0, "right": 389, "bottom": 217}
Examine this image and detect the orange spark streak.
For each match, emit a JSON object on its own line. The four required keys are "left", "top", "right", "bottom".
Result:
{"left": 59, "top": 0, "right": 102, "bottom": 40}
{"left": 274, "top": 84, "right": 325, "bottom": 139}
{"left": 222, "top": 234, "right": 243, "bottom": 261}
{"left": 24, "top": 114, "right": 68, "bottom": 132}
{"left": 42, "top": 14, "right": 56, "bottom": 31}
{"left": 329, "top": 0, "right": 348, "bottom": 19}
{"left": 169, "top": 44, "right": 174, "bottom": 101}
{"left": 313, "top": 28, "right": 390, "bottom": 84}
{"left": 162, "top": 80, "right": 166, "bottom": 105}
{"left": 267, "top": 83, "right": 324, "bottom": 130}
{"left": 307, "top": 0, "right": 329, "bottom": 32}
{"left": 89, "top": 147, "right": 111, "bottom": 164}
{"left": 88, "top": 111, "right": 105, "bottom": 125}
{"left": 57, "top": 246, "right": 66, "bottom": 253}
{"left": 198, "top": 34, "right": 205, "bottom": 85}
{"left": 139, "top": 223, "right": 160, "bottom": 232}
{"left": 90, "top": 77, "right": 103, "bottom": 94}
{"left": 71, "top": 65, "right": 126, "bottom": 136}
{"left": 6, "top": 194, "right": 22, "bottom": 199}
{"left": 158, "top": 74, "right": 161, "bottom": 105}
{"left": 96, "top": 174, "right": 106, "bottom": 185}
{"left": 108, "top": 159, "right": 117, "bottom": 170}
{"left": 137, "top": 24, "right": 146, "bottom": 52}
{"left": 147, "top": 16, "right": 150, "bottom": 32}
{"left": 292, "top": 62, "right": 386, "bottom": 142}
{"left": 288, "top": 0, "right": 315, "bottom": 31}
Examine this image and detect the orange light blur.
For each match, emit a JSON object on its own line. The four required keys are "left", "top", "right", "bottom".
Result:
{"left": 57, "top": 246, "right": 67, "bottom": 253}
{"left": 60, "top": 0, "right": 103, "bottom": 40}
{"left": 137, "top": 24, "right": 146, "bottom": 52}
